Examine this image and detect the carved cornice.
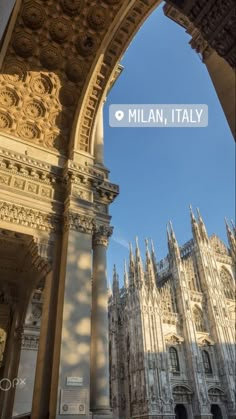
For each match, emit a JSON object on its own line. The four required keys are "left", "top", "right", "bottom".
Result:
{"left": 64, "top": 160, "right": 119, "bottom": 203}
{"left": 64, "top": 212, "right": 95, "bottom": 234}
{"left": 0, "top": 201, "right": 60, "bottom": 232}
{"left": 0, "top": 147, "right": 63, "bottom": 202}
{"left": 0, "top": 147, "right": 60, "bottom": 177}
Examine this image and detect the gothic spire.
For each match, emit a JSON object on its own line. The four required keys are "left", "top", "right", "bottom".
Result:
{"left": 168, "top": 221, "right": 181, "bottom": 262}
{"left": 150, "top": 239, "right": 158, "bottom": 279}
{"left": 135, "top": 236, "right": 144, "bottom": 283}
{"left": 225, "top": 218, "right": 236, "bottom": 256}
{"left": 124, "top": 259, "right": 129, "bottom": 289}
{"left": 145, "top": 239, "right": 151, "bottom": 265}
{"left": 169, "top": 221, "right": 177, "bottom": 242}
{"left": 230, "top": 219, "right": 236, "bottom": 234}
{"left": 112, "top": 264, "right": 120, "bottom": 302}
{"left": 108, "top": 278, "right": 112, "bottom": 299}
{"left": 190, "top": 205, "right": 201, "bottom": 243}
{"left": 145, "top": 239, "right": 156, "bottom": 288}
{"left": 197, "top": 207, "right": 208, "bottom": 242}
{"left": 129, "top": 242, "right": 135, "bottom": 286}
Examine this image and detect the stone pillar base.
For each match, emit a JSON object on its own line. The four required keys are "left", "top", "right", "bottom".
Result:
{"left": 90, "top": 408, "right": 113, "bottom": 419}
{"left": 194, "top": 415, "right": 212, "bottom": 419}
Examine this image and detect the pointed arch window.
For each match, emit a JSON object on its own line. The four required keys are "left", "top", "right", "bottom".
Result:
{"left": 220, "top": 268, "right": 234, "bottom": 300}
{"left": 202, "top": 350, "right": 212, "bottom": 374}
{"left": 169, "top": 347, "right": 180, "bottom": 372}
{"left": 193, "top": 306, "right": 207, "bottom": 332}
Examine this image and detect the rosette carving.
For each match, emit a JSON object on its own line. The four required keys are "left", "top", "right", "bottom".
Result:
{"left": 30, "top": 75, "right": 53, "bottom": 95}
{"left": 12, "top": 33, "right": 34, "bottom": 58}
{"left": 75, "top": 34, "right": 97, "bottom": 56}
{"left": 59, "top": 87, "right": 75, "bottom": 107}
{"left": 87, "top": 7, "right": 108, "bottom": 31}
{"left": 0, "top": 112, "right": 12, "bottom": 129}
{"left": 24, "top": 100, "right": 46, "bottom": 119}
{"left": 40, "top": 46, "right": 61, "bottom": 70}
{"left": 50, "top": 18, "right": 71, "bottom": 43}
{"left": 2, "top": 61, "right": 27, "bottom": 83}
{"left": 60, "top": 0, "right": 83, "bottom": 16}
{"left": 18, "top": 123, "right": 40, "bottom": 140}
{"left": 0, "top": 88, "right": 19, "bottom": 107}
{"left": 22, "top": 3, "right": 45, "bottom": 30}
{"left": 65, "top": 60, "right": 85, "bottom": 82}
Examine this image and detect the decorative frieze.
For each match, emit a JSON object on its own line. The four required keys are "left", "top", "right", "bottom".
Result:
{"left": 0, "top": 201, "right": 59, "bottom": 232}
{"left": 64, "top": 212, "right": 95, "bottom": 234}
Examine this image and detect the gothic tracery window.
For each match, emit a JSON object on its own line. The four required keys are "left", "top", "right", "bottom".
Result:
{"left": 169, "top": 347, "right": 180, "bottom": 372}
{"left": 220, "top": 268, "right": 234, "bottom": 300}
{"left": 202, "top": 350, "right": 212, "bottom": 374}
{"left": 193, "top": 306, "right": 207, "bottom": 332}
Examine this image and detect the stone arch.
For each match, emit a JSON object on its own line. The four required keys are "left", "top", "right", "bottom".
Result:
{"left": 0, "top": 0, "right": 235, "bottom": 160}
{"left": 169, "top": 346, "right": 180, "bottom": 372}
{"left": 172, "top": 385, "right": 193, "bottom": 403}
{"left": 202, "top": 349, "right": 213, "bottom": 374}
{"left": 208, "top": 386, "right": 226, "bottom": 403}
{"left": 193, "top": 305, "right": 207, "bottom": 332}
{"left": 220, "top": 267, "right": 234, "bottom": 300}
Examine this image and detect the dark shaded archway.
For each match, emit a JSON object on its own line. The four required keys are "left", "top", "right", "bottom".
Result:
{"left": 211, "top": 404, "right": 223, "bottom": 419}
{"left": 175, "top": 404, "right": 188, "bottom": 419}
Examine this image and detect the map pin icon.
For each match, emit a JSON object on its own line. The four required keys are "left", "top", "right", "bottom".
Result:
{"left": 115, "top": 110, "right": 124, "bottom": 121}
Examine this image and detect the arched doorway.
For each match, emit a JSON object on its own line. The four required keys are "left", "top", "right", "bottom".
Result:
{"left": 211, "top": 404, "right": 223, "bottom": 419}
{"left": 175, "top": 404, "right": 188, "bottom": 419}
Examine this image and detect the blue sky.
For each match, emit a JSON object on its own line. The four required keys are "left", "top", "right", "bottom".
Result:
{"left": 103, "top": 4, "right": 235, "bottom": 286}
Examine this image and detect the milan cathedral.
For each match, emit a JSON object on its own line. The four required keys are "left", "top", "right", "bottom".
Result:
{"left": 109, "top": 209, "right": 235, "bottom": 419}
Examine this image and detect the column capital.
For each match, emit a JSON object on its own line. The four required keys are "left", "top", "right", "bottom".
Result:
{"left": 93, "top": 225, "right": 113, "bottom": 247}
{"left": 64, "top": 211, "right": 95, "bottom": 234}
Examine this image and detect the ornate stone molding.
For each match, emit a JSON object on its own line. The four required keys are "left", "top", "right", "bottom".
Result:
{"left": 21, "top": 334, "right": 39, "bottom": 351}
{"left": 93, "top": 224, "right": 113, "bottom": 247}
{"left": 0, "top": 0, "right": 123, "bottom": 155}
{"left": 164, "top": 332, "right": 184, "bottom": 345}
{"left": 64, "top": 212, "right": 95, "bottom": 234}
{"left": 65, "top": 160, "right": 119, "bottom": 203}
{"left": 0, "top": 201, "right": 59, "bottom": 232}
{"left": 197, "top": 335, "right": 214, "bottom": 346}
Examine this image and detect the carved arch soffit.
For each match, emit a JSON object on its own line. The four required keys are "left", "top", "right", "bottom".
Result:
{"left": 208, "top": 386, "right": 226, "bottom": 402}
{"left": 172, "top": 384, "right": 193, "bottom": 396}
{"left": 164, "top": 333, "right": 184, "bottom": 345}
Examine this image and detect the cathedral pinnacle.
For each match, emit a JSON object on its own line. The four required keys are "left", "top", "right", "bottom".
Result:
{"left": 135, "top": 236, "right": 144, "bottom": 282}
{"left": 167, "top": 221, "right": 181, "bottom": 262}
{"left": 197, "top": 207, "right": 208, "bottom": 243}
{"left": 190, "top": 205, "right": 201, "bottom": 243}
{"left": 112, "top": 265, "right": 120, "bottom": 304}
{"left": 225, "top": 218, "right": 236, "bottom": 256}
{"left": 145, "top": 239, "right": 156, "bottom": 288}
{"left": 124, "top": 259, "right": 129, "bottom": 289}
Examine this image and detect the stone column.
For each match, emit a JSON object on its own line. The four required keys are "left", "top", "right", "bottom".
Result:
{"left": 49, "top": 212, "right": 95, "bottom": 419}
{"left": 90, "top": 225, "right": 113, "bottom": 418}
{"left": 0, "top": 304, "right": 25, "bottom": 419}
{"left": 203, "top": 50, "right": 236, "bottom": 139}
